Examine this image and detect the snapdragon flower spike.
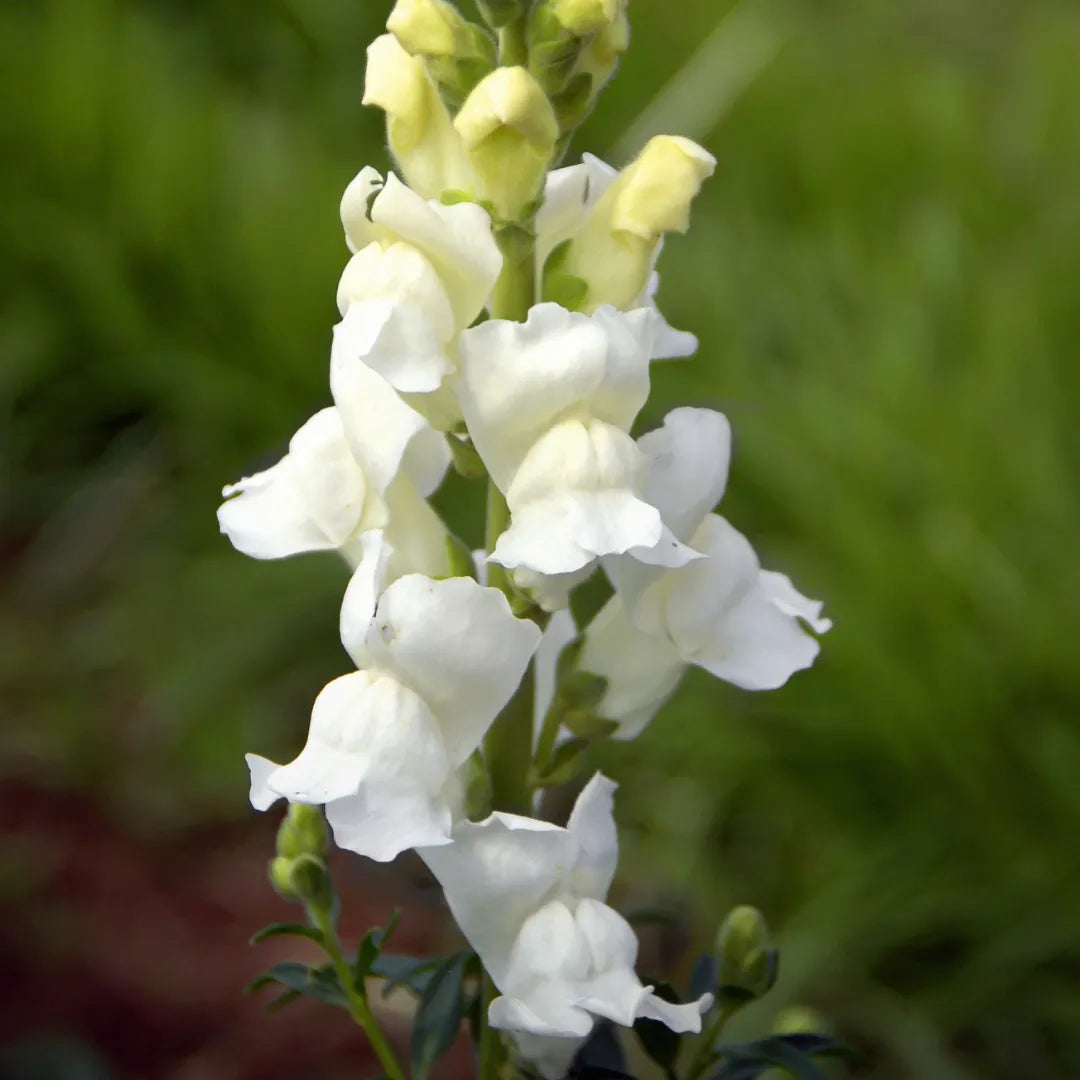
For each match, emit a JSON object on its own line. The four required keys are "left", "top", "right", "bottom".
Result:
{"left": 536, "top": 152, "right": 702, "bottom": 359}
{"left": 217, "top": 406, "right": 450, "bottom": 578}
{"left": 581, "top": 407, "right": 831, "bottom": 736}
{"left": 247, "top": 533, "right": 541, "bottom": 861}
{"left": 332, "top": 167, "right": 502, "bottom": 485}
{"left": 421, "top": 774, "right": 711, "bottom": 1078}
{"left": 456, "top": 302, "right": 697, "bottom": 578}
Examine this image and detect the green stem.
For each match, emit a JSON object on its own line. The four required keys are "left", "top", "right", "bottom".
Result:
{"left": 485, "top": 481, "right": 511, "bottom": 597}
{"left": 532, "top": 696, "right": 563, "bottom": 778}
{"left": 498, "top": 17, "right": 528, "bottom": 67}
{"left": 477, "top": 973, "right": 504, "bottom": 1080}
{"left": 684, "top": 1003, "right": 740, "bottom": 1080}
{"left": 491, "top": 223, "right": 536, "bottom": 319}
{"left": 484, "top": 662, "right": 535, "bottom": 815}
{"left": 312, "top": 908, "right": 407, "bottom": 1080}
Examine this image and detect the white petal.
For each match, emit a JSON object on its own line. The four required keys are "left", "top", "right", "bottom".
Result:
{"left": 566, "top": 774, "right": 620, "bottom": 900}
{"left": 580, "top": 598, "right": 685, "bottom": 740}
{"left": 330, "top": 321, "right": 450, "bottom": 496}
{"left": 667, "top": 516, "right": 822, "bottom": 691}
{"left": 495, "top": 420, "right": 661, "bottom": 575}
{"left": 637, "top": 990, "right": 713, "bottom": 1033}
{"left": 364, "top": 575, "right": 541, "bottom": 765}
{"left": 635, "top": 268, "right": 699, "bottom": 360}
{"left": 382, "top": 478, "right": 452, "bottom": 579}
{"left": 457, "top": 304, "right": 610, "bottom": 490}
{"left": 587, "top": 306, "right": 655, "bottom": 429}
{"left": 506, "top": 900, "right": 592, "bottom": 985}
{"left": 336, "top": 242, "right": 456, "bottom": 344}
{"left": 269, "top": 671, "right": 450, "bottom": 804}
{"left": 489, "top": 990, "right": 594, "bottom": 1040}
{"left": 369, "top": 173, "right": 501, "bottom": 328}
{"left": 536, "top": 154, "right": 616, "bottom": 271}
{"left": 246, "top": 753, "right": 283, "bottom": 812}
{"left": 637, "top": 407, "right": 731, "bottom": 542}
{"left": 512, "top": 565, "right": 593, "bottom": 614}
{"left": 760, "top": 569, "right": 833, "bottom": 634}
{"left": 339, "top": 531, "right": 394, "bottom": 668}
{"left": 325, "top": 780, "right": 453, "bottom": 861}
{"left": 533, "top": 608, "right": 578, "bottom": 734}
{"left": 218, "top": 408, "right": 372, "bottom": 559}
{"left": 340, "top": 166, "right": 385, "bottom": 253}
{"left": 420, "top": 812, "right": 575, "bottom": 988}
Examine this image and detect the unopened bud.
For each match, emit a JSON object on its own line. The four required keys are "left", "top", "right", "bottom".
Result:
{"left": 548, "top": 0, "right": 618, "bottom": 36}
{"left": 363, "top": 34, "right": 474, "bottom": 200}
{"left": 388, "top": 0, "right": 473, "bottom": 58}
{"left": 553, "top": 134, "right": 715, "bottom": 310}
{"left": 454, "top": 67, "right": 558, "bottom": 220}
{"left": 570, "top": 2, "right": 628, "bottom": 92}
{"left": 276, "top": 803, "right": 328, "bottom": 860}
{"left": 715, "top": 905, "right": 778, "bottom": 1001}
{"left": 268, "top": 852, "right": 333, "bottom": 910}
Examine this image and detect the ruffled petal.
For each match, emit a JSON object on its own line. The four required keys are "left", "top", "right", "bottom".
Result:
{"left": 420, "top": 812, "right": 575, "bottom": 987}
{"left": 339, "top": 531, "right": 394, "bottom": 667}
{"left": 566, "top": 774, "right": 619, "bottom": 901}
{"left": 457, "top": 304, "right": 610, "bottom": 490}
{"left": 340, "top": 166, "right": 385, "bottom": 253}
{"left": 636, "top": 407, "right": 731, "bottom": 542}
{"left": 364, "top": 575, "right": 542, "bottom": 765}
{"left": 760, "top": 570, "right": 833, "bottom": 633}
{"left": 246, "top": 753, "right": 283, "bottom": 812}
{"left": 324, "top": 780, "right": 453, "bottom": 861}
{"left": 580, "top": 597, "right": 685, "bottom": 740}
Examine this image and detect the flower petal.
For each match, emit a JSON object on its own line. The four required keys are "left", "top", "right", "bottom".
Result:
{"left": 364, "top": 575, "right": 542, "bottom": 765}
{"left": 580, "top": 598, "right": 685, "bottom": 740}
{"left": 325, "top": 780, "right": 453, "bottom": 861}
{"left": 636, "top": 407, "right": 731, "bottom": 542}
{"left": 340, "top": 166, "right": 385, "bottom": 253}
{"left": 457, "top": 304, "right": 610, "bottom": 490}
{"left": 536, "top": 154, "right": 616, "bottom": 271}
{"left": 760, "top": 569, "right": 833, "bottom": 634}
{"left": 420, "top": 812, "right": 574, "bottom": 988}
{"left": 339, "top": 531, "right": 394, "bottom": 667}
{"left": 246, "top": 753, "right": 283, "bottom": 812}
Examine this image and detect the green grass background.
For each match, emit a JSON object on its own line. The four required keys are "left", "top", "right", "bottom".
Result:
{"left": 2, "top": 0, "right": 1078, "bottom": 1076}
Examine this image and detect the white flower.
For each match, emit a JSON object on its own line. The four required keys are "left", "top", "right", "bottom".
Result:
{"left": 582, "top": 408, "right": 831, "bottom": 735}
{"left": 217, "top": 406, "right": 449, "bottom": 578}
{"left": 536, "top": 153, "right": 701, "bottom": 359}
{"left": 456, "top": 302, "right": 697, "bottom": 577}
{"left": 247, "top": 535, "right": 541, "bottom": 861}
{"left": 332, "top": 167, "right": 503, "bottom": 469}
{"left": 421, "top": 774, "right": 711, "bottom": 1076}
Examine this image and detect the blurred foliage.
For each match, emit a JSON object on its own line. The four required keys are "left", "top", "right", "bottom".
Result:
{"left": 1, "top": 0, "right": 1079, "bottom": 1077}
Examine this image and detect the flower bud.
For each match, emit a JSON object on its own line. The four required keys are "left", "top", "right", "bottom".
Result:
{"left": 276, "top": 803, "right": 328, "bottom": 860}
{"left": 268, "top": 852, "right": 333, "bottom": 910}
{"left": 388, "top": 0, "right": 473, "bottom": 58}
{"left": 715, "top": 905, "right": 778, "bottom": 1001}
{"left": 363, "top": 34, "right": 474, "bottom": 200}
{"left": 454, "top": 67, "right": 559, "bottom": 220}
{"left": 547, "top": 0, "right": 618, "bottom": 36}
{"left": 553, "top": 134, "right": 715, "bottom": 310}
{"left": 570, "top": 1, "right": 629, "bottom": 92}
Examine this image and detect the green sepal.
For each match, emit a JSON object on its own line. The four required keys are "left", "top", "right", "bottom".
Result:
{"left": 447, "top": 433, "right": 487, "bottom": 479}
{"left": 249, "top": 921, "right": 325, "bottom": 947}
{"left": 543, "top": 270, "right": 589, "bottom": 311}
{"left": 552, "top": 71, "right": 595, "bottom": 129}
{"left": 529, "top": 736, "right": 589, "bottom": 788}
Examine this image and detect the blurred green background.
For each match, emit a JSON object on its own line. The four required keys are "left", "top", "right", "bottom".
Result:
{"left": 2, "top": 0, "right": 1078, "bottom": 1077}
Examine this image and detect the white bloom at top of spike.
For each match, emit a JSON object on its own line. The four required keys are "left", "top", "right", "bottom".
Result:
{"left": 217, "top": 406, "right": 450, "bottom": 580}
{"left": 581, "top": 407, "right": 831, "bottom": 736}
{"left": 456, "top": 302, "right": 698, "bottom": 577}
{"left": 536, "top": 138, "right": 715, "bottom": 358}
{"left": 248, "top": 534, "right": 541, "bottom": 862}
{"left": 420, "top": 774, "right": 711, "bottom": 1076}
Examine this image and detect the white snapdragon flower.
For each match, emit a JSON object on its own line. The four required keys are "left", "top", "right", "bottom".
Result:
{"left": 456, "top": 302, "right": 697, "bottom": 579}
{"left": 582, "top": 408, "right": 831, "bottom": 737}
{"left": 247, "top": 534, "right": 541, "bottom": 861}
{"left": 332, "top": 167, "right": 502, "bottom": 485}
{"left": 421, "top": 774, "right": 711, "bottom": 1077}
{"left": 535, "top": 144, "right": 712, "bottom": 359}
{"left": 217, "top": 406, "right": 450, "bottom": 579}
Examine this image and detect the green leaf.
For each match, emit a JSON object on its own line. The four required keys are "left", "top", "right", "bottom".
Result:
{"left": 265, "top": 988, "right": 302, "bottom": 1013}
{"left": 711, "top": 1034, "right": 851, "bottom": 1080}
{"left": 530, "top": 736, "right": 589, "bottom": 787}
{"left": 355, "top": 909, "right": 402, "bottom": 981}
{"left": 633, "top": 981, "right": 682, "bottom": 1070}
{"left": 249, "top": 922, "right": 324, "bottom": 947}
{"left": 410, "top": 951, "right": 476, "bottom": 1080}
{"left": 373, "top": 954, "right": 442, "bottom": 998}
{"left": 246, "top": 962, "right": 348, "bottom": 1009}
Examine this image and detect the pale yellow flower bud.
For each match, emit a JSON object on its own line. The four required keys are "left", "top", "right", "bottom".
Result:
{"left": 454, "top": 67, "right": 559, "bottom": 220}
{"left": 569, "top": 1, "right": 628, "bottom": 94}
{"left": 363, "top": 34, "right": 474, "bottom": 199}
{"left": 548, "top": 0, "right": 618, "bottom": 35}
{"left": 556, "top": 134, "right": 715, "bottom": 310}
{"left": 388, "top": 0, "right": 471, "bottom": 58}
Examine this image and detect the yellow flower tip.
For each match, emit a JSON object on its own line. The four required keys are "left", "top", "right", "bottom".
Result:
{"left": 611, "top": 135, "right": 716, "bottom": 239}
{"left": 362, "top": 33, "right": 425, "bottom": 114}
{"left": 454, "top": 66, "right": 558, "bottom": 151}
{"left": 387, "top": 0, "right": 468, "bottom": 58}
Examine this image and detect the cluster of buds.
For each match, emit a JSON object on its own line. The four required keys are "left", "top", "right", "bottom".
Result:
{"left": 220, "top": 1, "right": 829, "bottom": 1075}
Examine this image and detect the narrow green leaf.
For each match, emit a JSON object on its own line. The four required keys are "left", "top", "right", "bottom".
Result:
{"left": 246, "top": 961, "right": 348, "bottom": 1009}
{"left": 265, "top": 988, "right": 302, "bottom": 1013}
{"left": 355, "top": 909, "right": 402, "bottom": 981}
{"left": 373, "top": 954, "right": 442, "bottom": 997}
{"left": 410, "top": 951, "right": 474, "bottom": 1080}
{"left": 530, "top": 736, "right": 589, "bottom": 787}
{"left": 249, "top": 922, "right": 324, "bottom": 947}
